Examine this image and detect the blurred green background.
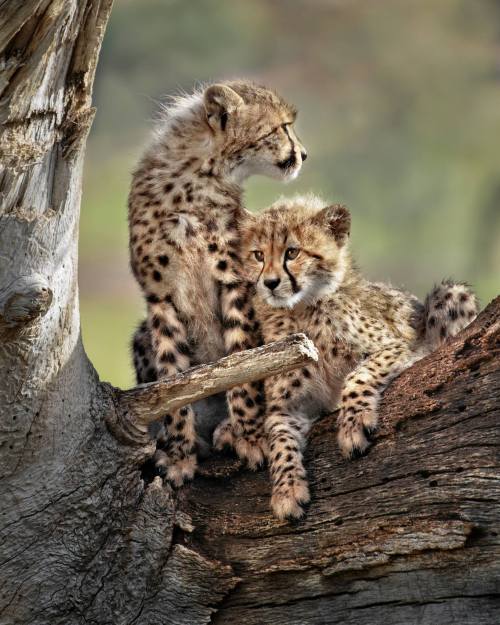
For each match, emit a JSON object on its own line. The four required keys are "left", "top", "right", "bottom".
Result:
{"left": 80, "top": 0, "right": 500, "bottom": 388}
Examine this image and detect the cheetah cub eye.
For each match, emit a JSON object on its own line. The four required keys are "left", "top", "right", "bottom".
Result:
{"left": 285, "top": 247, "right": 299, "bottom": 260}
{"left": 253, "top": 250, "right": 264, "bottom": 262}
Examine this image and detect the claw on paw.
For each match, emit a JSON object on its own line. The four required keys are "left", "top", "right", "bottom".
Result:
{"left": 165, "top": 455, "right": 197, "bottom": 488}
{"left": 337, "top": 408, "right": 378, "bottom": 459}
{"left": 271, "top": 480, "right": 310, "bottom": 520}
{"left": 213, "top": 418, "right": 236, "bottom": 451}
{"left": 213, "top": 418, "right": 268, "bottom": 469}
{"left": 235, "top": 436, "right": 268, "bottom": 470}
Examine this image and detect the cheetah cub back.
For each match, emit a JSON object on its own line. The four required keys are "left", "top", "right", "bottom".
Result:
{"left": 241, "top": 194, "right": 478, "bottom": 519}
{"left": 129, "top": 81, "right": 306, "bottom": 486}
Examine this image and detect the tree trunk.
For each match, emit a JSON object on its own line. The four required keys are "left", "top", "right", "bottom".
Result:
{"left": 0, "top": 3, "right": 498, "bottom": 625}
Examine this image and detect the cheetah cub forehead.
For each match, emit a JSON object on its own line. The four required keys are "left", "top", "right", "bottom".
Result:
{"left": 158, "top": 81, "right": 307, "bottom": 183}
{"left": 241, "top": 194, "right": 351, "bottom": 308}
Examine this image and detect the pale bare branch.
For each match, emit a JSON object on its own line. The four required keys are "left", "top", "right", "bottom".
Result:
{"left": 109, "top": 333, "right": 318, "bottom": 445}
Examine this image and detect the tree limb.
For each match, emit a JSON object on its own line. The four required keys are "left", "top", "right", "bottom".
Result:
{"left": 108, "top": 332, "right": 318, "bottom": 445}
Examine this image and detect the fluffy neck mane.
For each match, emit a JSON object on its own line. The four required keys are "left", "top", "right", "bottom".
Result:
{"left": 148, "top": 91, "right": 237, "bottom": 183}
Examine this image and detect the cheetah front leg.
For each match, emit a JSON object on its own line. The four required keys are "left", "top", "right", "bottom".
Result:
{"left": 264, "top": 369, "right": 313, "bottom": 520}
{"left": 148, "top": 297, "right": 197, "bottom": 487}
{"left": 213, "top": 281, "right": 268, "bottom": 469}
{"left": 337, "top": 342, "right": 417, "bottom": 458}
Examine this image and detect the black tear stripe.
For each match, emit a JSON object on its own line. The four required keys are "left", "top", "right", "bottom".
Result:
{"left": 283, "top": 259, "right": 300, "bottom": 294}
{"left": 277, "top": 138, "right": 296, "bottom": 170}
{"left": 282, "top": 124, "right": 295, "bottom": 152}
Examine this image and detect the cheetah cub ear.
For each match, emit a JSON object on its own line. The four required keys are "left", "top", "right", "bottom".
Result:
{"left": 203, "top": 84, "right": 244, "bottom": 132}
{"left": 313, "top": 204, "right": 351, "bottom": 246}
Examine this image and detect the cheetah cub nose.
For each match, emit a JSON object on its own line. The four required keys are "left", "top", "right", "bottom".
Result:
{"left": 301, "top": 150, "right": 308, "bottom": 161}
{"left": 264, "top": 278, "right": 281, "bottom": 291}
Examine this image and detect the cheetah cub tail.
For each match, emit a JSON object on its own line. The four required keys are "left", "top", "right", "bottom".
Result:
{"left": 424, "top": 279, "right": 478, "bottom": 350}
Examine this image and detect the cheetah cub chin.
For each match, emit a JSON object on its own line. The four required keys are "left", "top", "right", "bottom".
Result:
{"left": 129, "top": 81, "right": 306, "bottom": 487}
{"left": 241, "top": 194, "right": 478, "bottom": 520}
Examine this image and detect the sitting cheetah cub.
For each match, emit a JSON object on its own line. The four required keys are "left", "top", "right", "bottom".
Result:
{"left": 241, "top": 195, "right": 478, "bottom": 519}
{"left": 129, "top": 81, "right": 306, "bottom": 486}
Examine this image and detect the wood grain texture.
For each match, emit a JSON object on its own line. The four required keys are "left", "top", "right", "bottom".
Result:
{"left": 0, "top": 0, "right": 113, "bottom": 479}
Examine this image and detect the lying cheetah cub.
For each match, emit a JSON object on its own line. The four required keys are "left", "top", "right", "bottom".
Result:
{"left": 241, "top": 195, "right": 478, "bottom": 519}
{"left": 129, "top": 81, "right": 306, "bottom": 486}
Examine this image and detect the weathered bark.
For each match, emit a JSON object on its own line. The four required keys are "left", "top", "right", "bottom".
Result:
{"left": 0, "top": 2, "right": 498, "bottom": 625}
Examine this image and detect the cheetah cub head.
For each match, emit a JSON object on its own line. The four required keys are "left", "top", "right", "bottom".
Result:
{"left": 242, "top": 195, "right": 351, "bottom": 308}
{"left": 203, "top": 81, "right": 307, "bottom": 182}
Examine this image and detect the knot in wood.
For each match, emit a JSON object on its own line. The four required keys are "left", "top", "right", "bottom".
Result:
{"left": 0, "top": 274, "right": 53, "bottom": 332}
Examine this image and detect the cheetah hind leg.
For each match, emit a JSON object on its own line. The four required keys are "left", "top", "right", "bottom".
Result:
{"left": 153, "top": 418, "right": 197, "bottom": 487}
{"left": 152, "top": 408, "right": 198, "bottom": 488}
{"left": 132, "top": 321, "right": 198, "bottom": 487}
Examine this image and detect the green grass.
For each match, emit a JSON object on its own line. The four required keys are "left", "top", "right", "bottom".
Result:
{"left": 80, "top": 151, "right": 135, "bottom": 257}
{"left": 80, "top": 297, "right": 143, "bottom": 389}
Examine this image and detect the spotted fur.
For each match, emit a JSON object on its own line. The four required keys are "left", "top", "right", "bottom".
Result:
{"left": 241, "top": 194, "right": 478, "bottom": 519}
{"left": 129, "top": 81, "right": 306, "bottom": 486}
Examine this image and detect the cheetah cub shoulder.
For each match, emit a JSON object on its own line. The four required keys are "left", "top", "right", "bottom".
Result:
{"left": 241, "top": 194, "right": 478, "bottom": 519}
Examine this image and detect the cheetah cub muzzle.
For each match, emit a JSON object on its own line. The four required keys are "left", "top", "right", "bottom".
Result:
{"left": 241, "top": 194, "right": 478, "bottom": 520}
{"left": 129, "top": 81, "right": 306, "bottom": 487}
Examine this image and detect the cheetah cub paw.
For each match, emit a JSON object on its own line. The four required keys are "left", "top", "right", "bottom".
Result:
{"left": 271, "top": 479, "right": 310, "bottom": 520}
{"left": 337, "top": 406, "right": 378, "bottom": 458}
{"left": 213, "top": 417, "right": 269, "bottom": 470}
{"left": 155, "top": 451, "right": 197, "bottom": 488}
